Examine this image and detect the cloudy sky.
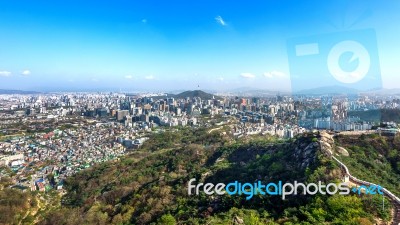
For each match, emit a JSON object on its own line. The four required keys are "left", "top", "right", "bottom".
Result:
{"left": 0, "top": 0, "right": 399, "bottom": 92}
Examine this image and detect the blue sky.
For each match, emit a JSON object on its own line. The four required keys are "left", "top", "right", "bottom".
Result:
{"left": 0, "top": 0, "right": 399, "bottom": 92}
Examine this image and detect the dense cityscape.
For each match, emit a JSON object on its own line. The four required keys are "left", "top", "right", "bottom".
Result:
{"left": 1, "top": 90, "right": 399, "bottom": 194}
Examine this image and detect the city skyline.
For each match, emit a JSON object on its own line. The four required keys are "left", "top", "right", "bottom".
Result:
{"left": 1, "top": 0, "right": 400, "bottom": 92}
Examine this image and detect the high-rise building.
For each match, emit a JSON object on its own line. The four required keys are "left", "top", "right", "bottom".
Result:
{"left": 96, "top": 108, "right": 108, "bottom": 117}
{"left": 140, "top": 114, "right": 149, "bottom": 123}
{"left": 175, "top": 107, "right": 182, "bottom": 116}
{"left": 116, "top": 110, "right": 129, "bottom": 121}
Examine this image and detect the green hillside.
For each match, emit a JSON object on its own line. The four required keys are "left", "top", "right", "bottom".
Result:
{"left": 1, "top": 128, "right": 397, "bottom": 225}
{"left": 31, "top": 128, "right": 392, "bottom": 225}
{"left": 335, "top": 134, "right": 400, "bottom": 196}
{"left": 174, "top": 90, "right": 219, "bottom": 100}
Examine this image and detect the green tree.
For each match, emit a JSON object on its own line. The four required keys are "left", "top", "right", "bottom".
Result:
{"left": 388, "top": 149, "right": 398, "bottom": 159}
{"left": 110, "top": 214, "right": 123, "bottom": 225}
{"left": 158, "top": 214, "right": 176, "bottom": 225}
{"left": 245, "top": 211, "right": 261, "bottom": 225}
{"left": 326, "top": 195, "right": 366, "bottom": 222}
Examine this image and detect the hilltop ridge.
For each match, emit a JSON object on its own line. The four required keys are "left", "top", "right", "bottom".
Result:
{"left": 174, "top": 90, "right": 219, "bottom": 100}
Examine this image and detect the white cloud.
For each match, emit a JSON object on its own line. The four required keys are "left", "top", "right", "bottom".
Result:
{"left": 21, "top": 70, "right": 31, "bottom": 76}
{"left": 217, "top": 77, "right": 224, "bottom": 81}
{"left": 215, "top": 15, "right": 226, "bottom": 26}
{"left": 142, "top": 19, "right": 147, "bottom": 23}
{"left": 263, "top": 70, "right": 286, "bottom": 79}
{"left": 125, "top": 75, "right": 133, "bottom": 79}
{"left": 240, "top": 73, "right": 256, "bottom": 79}
{"left": 144, "top": 75, "right": 155, "bottom": 80}
{"left": 91, "top": 78, "right": 99, "bottom": 82}
{"left": 0, "top": 71, "right": 11, "bottom": 77}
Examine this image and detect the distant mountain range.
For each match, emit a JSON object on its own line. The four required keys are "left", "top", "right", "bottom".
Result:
{"left": 294, "top": 86, "right": 400, "bottom": 96}
{"left": 361, "top": 88, "right": 400, "bottom": 95}
{"left": 222, "top": 87, "right": 290, "bottom": 97}
{"left": 293, "top": 86, "right": 359, "bottom": 95}
{"left": 2, "top": 87, "right": 400, "bottom": 97}
{"left": 222, "top": 86, "right": 400, "bottom": 97}
{"left": 0, "top": 89, "right": 41, "bottom": 95}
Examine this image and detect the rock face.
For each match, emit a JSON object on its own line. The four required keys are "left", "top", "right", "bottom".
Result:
{"left": 292, "top": 131, "right": 338, "bottom": 169}
{"left": 336, "top": 146, "right": 349, "bottom": 156}
{"left": 233, "top": 216, "right": 244, "bottom": 224}
{"left": 319, "top": 131, "right": 336, "bottom": 156}
{"left": 320, "top": 140, "right": 333, "bottom": 156}
{"left": 292, "top": 131, "right": 350, "bottom": 169}
{"left": 319, "top": 131, "right": 350, "bottom": 157}
{"left": 293, "top": 138, "right": 319, "bottom": 169}
{"left": 320, "top": 131, "right": 334, "bottom": 145}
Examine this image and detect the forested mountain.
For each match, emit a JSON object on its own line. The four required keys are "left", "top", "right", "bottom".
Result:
{"left": 2, "top": 128, "right": 399, "bottom": 224}
{"left": 174, "top": 90, "right": 217, "bottom": 100}
{"left": 38, "top": 129, "right": 397, "bottom": 224}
